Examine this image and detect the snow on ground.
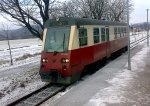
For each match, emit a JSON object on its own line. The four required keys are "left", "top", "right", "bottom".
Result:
{"left": 0, "top": 38, "right": 42, "bottom": 69}
{"left": 0, "top": 38, "right": 47, "bottom": 106}
{"left": 86, "top": 43, "right": 149, "bottom": 106}
{"left": 0, "top": 67, "right": 46, "bottom": 106}
{"left": 0, "top": 38, "right": 42, "bottom": 50}
{"left": 0, "top": 55, "right": 40, "bottom": 73}
{"left": 130, "top": 31, "right": 147, "bottom": 43}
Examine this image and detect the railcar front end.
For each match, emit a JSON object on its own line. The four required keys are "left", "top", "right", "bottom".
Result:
{"left": 39, "top": 22, "right": 82, "bottom": 84}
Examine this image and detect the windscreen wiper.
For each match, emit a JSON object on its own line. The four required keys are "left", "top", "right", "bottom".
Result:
{"left": 63, "top": 33, "right": 66, "bottom": 52}
{"left": 53, "top": 51, "right": 58, "bottom": 55}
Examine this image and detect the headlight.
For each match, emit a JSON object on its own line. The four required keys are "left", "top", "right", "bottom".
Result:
{"left": 61, "top": 58, "right": 69, "bottom": 63}
{"left": 42, "top": 58, "right": 48, "bottom": 63}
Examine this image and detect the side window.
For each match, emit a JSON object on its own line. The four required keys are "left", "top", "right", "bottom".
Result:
{"left": 101, "top": 28, "right": 106, "bottom": 42}
{"left": 78, "top": 28, "right": 87, "bottom": 47}
{"left": 118, "top": 27, "right": 121, "bottom": 38}
{"left": 114, "top": 27, "right": 117, "bottom": 39}
{"left": 93, "top": 28, "right": 100, "bottom": 43}
{"left": 121, "top": 27, "right": 124, "bottom": 37}
{"left": 106, "top": 28, "right": 109, "bottom": 41}
{"left": 124, "top": 27, "right": 127, "bottom": 36}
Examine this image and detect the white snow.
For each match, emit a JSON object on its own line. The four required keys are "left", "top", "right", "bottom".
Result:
{"left": 130, "top": 32, "right": 147, "bottom": 43}
{"left": 0, "top": 38, "right": 42, "bottom": 50}
{"left": 86, "top": 44, "right": 149, "bottom": 106}
{"left": 0, "top": 38, "right": 42, "bottom": 69}
{"left": 0, "top": 60, "right": 47, "bottom": 106}
{"left": 0, "top": 38, "right": 47, "bottom": 106}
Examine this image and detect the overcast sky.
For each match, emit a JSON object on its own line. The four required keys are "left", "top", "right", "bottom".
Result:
{"left": 131, "top": 0, "right": 150, "bottom": 24}
{"left": 0, "top": 0, "right": 150, "bottom": 30}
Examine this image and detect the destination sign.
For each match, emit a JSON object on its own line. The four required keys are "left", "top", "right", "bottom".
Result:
{"left": 50, "top": 21, "right": 68, "bottom": 26}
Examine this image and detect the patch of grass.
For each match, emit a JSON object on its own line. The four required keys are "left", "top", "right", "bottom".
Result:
{"left": 19, "top": 82, "right": 25, "bottom": 88}
{"left": 15, "top": 52, "right": 41, "bottom": 61}
{"left": 34, "top": 52, "right": 41, "bottom": 56}
{"left": 15, "top": 53, "right": 33, "bottom": 61}
{"left": 0, "top": 92, "right": 5, "bottom": 99}
{"left": 0, "top": 60, "right": 9, "bottom": 65}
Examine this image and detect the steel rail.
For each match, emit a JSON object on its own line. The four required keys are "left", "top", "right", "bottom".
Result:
{"left": 130, "top": 36, "right": 147, "bottom": 49}
{"left": 7, "top": 84, "right": 67, "bottom": 106}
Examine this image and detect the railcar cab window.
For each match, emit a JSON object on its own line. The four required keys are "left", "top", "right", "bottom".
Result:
{"left": 101, "top": 28, "right": 106, "bottom": 42}
{"left": 93, "top": 28, "right": 100, "bottom": 43}
{"left": 78, "top": 28, "right": 87, "bottom": 47}
{"left": 44, "top": 27, "right": 70, "bottom": 53}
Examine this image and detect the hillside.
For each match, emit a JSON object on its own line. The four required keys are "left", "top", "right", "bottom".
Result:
{"left": 131, "top": 22, "right": 150, "bottom": 29}
{"left": 0, "top": 26, "right": 41, "bottom": 40}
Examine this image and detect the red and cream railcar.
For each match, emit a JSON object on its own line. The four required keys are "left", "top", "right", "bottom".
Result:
{"left": 39, "top": 17, "right": 128, "bottom": 84}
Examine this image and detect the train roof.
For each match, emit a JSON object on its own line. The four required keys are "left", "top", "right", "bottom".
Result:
{"left": 44, "top": 17, "right": 127, "bottom": 28}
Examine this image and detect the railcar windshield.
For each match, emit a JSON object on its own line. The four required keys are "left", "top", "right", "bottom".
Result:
{"left": 44, "top": 27, "right": 70, "bottom": 53}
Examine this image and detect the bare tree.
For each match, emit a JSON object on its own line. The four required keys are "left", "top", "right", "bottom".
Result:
{"left": 108, "top": 0, "right": 133, "bottom": 22}
{"left": 2, "top": 23, "right": 13, "bottom": 65}
{"left": 60, "top": 1, "right": 78, "bottom": 17}
{"left": 60, "top": 0, "right": 133, "bottom": 22}
{"left": 0, "top": 0, "right": 56, "bottom": 39}
{"left": 60, "top": 0, "right": 89, "bottom": 18}
{"left": 0, "top": 0, "right": 133, "bottom": 39}
{"left": 86, "top": 0, "right": 109, "bottom": 19}
{"left": 60, "top": 0, "right": 109, "bottom": 20}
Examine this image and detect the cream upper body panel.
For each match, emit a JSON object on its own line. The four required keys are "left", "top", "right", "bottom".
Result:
{"left": 109, "top": 26, "right": 115, "bottom": 41}
{"left": 68, "top": 26, "right": 79, "bottom": 50}
{"left": 84, "top": 25, "right": 94, "bottom": 47}
{"left": 69, "top": 25, "right": 95, "bottom": 50}
{"left": 68, "top": 25, "right": 117, "bottom": 50}
{"left": 42, "top": 28, "right": 47, "bottom": 50}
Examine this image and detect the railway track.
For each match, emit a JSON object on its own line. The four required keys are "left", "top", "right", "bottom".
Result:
{"left": 130, "top": 36, "right": 147, "bottom": 49}
{"left": 7, "top": 84, "right": 67, "bottom": 106}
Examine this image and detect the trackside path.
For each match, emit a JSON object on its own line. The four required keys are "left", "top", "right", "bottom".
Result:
{"left": 42, "top": 42, "right": 150, "bottom": 106}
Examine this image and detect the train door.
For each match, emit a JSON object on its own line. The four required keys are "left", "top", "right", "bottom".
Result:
{"left": 78, "top": 27, "right": 88, "bottom": 66}
{"left": 106, "top": 27, "right": 111, "bottom": 58}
